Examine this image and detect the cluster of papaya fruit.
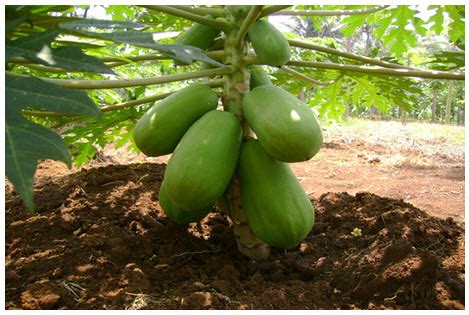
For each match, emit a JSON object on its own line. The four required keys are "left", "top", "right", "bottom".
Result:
{"left": 133, "top": 6, "right": 323, "bottom": 250}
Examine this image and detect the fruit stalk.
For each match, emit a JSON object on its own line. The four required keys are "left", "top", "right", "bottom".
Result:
{"left": 222, "top": 7, "right": 271, "bottom": 260}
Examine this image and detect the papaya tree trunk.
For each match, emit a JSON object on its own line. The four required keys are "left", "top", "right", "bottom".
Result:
{"left": 431, "top": 85, "right": 437, "bottom": 123}
{"left": 445, "top": 80, "right": 454, "bottom": 124}
{"left": 457, "top": 102, "right": 464, "bottom": 125}
{"left": 222, "top": 8, "right": 271, "bottom": 260}
{"left": 400, "top": 107, "right": 407, "bottom": 125}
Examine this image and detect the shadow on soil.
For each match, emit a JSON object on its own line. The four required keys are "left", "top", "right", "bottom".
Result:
{"left": 5, "top": 163, "right": 465, "bottom": 310}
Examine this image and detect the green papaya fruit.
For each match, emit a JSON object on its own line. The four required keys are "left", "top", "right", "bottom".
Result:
{"left": 174, "top": 18, "right": 220, "bottom": 50}
{"left": 243, "top": 85, "right": 323, "bottom": 162}
{"left": 174, "top": 17, "right": 220, "bottom": 66}
{"left": 159, "top": 183, "right": 211, "bottom": 224}
{"left": 249, "top": 65, "right": 273, "bottom": 89}
{"left": 248, "top": 19, "right": 291, "bottom": 66}
{"left": 239, "top": 139, "right": 315, "bottom": 249}
{"left": 133, "top": 84, "right": 218, "bottom": 157}
{"left": 163, "top": 110, "right": 242, "bottom": 210}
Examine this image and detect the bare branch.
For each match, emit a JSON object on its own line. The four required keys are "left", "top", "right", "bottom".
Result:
{"left": 172, "top": 5, "right": 225, "bottom": 17}
{"left": 280, "top": 66, "right": 343, "bottom": 87}
{"left": 141, "top": 5, "right": 229, "bottom": 31}
{"left": 7, "top": 66, "right": 234, "bottom": 89}
{"left": 22, "top": 79, "right": 224, "bottom": 117}
{"left": 288, "top": 39, "right": 416, "bottom": 70}
{"left": 259, "top": 5, "right": 292, "bottom": 17}
{"left": 285, "top": 61, "right": 465, "bottom": 81}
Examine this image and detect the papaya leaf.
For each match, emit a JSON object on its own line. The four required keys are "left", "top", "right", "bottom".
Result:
{"left": 6, "top": 76, "right": 102, "bottom": 117}
{"left": 6, "top": 112, "right": 71, "bottom": 211}
{"left": 341, "top": 14, "right": 367, "bottom": 37}
{"left": 71, "top": 30, "right": 224, "bottom": 67}
{"left": 37, "top": 46, "right": 115, "bottom": 74}
{"left": 6, "top": 30, "right": 61, "bottom": 62}
{"left": 5, "top": 75, "right": 101, "bottom": 211}
{"left": 427, "top": 51, "right": 465, "bottom": 71}
{"left": 445, "top": 5, "right": 465, "bottom": 44}
{"left": 428, "top": 6, "right": 444, "bottom": 35}
{"left": 6, "top": 16, "right": 26, "bottom": 33}
{"left": 6, "top": 30, "right": 114, "bottom": 74}
{"left": 58, "top": 18, "right": 146, "bottom": 30}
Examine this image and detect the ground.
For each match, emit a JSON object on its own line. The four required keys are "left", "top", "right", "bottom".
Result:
{"left": 5, "top": 119, "right": 465, "bottom": 310}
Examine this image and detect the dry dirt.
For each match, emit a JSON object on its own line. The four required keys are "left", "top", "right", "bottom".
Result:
{"left": 4, "top": 126, "right": 465, "bottom": 310}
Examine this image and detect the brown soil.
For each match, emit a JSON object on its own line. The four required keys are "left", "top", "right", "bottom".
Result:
{"left": 5, "top": 140, "right": 465, "bottom": 309}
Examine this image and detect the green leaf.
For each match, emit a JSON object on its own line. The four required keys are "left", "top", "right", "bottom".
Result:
{"left": 5, "top": 112, "right": 71, "bottom": 211}
{"left": 5, "top": 75, "right": 102, "bottom": 210}
{"left": 428, "top": 7, "right": 444, "bottom": 34}
{"left": 6, "top": 30, "right": 114, "bottom": 74}
{"left": 341, "top": 14, "right": 367, "bottom": 37}
{"left": 6, "top": 16, "right": 26, "bottom": 33}
{"left": 6, "top": 76, "right": 102, "bottom": 118}
{"left": 39, "top": 46, "right": 115, "bottom": 74}
{"left": 427, "top": 51, "right": 465, "bottom": 70}
{"left": 445, "top": 6, "right": 465, "bottom": 44}
{"left": 75, "top": 30, "right": 224, "bottom": 67}
{"left": 6, "top": 30, "right": 61, "bottom": 62}
{"left": 59, "top": 18, "right": 146, "bottom": 30}
{"left": 375, "top": 6, "right": 419, "bottom": 57}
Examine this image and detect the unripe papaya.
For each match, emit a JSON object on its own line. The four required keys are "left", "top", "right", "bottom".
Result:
{"left": 174, "top": 17, "right": 220, "bottom": 66}
{"left": 163, "top": 110, "right": 242, "bottom": 210}
{"left": 174, "top": 18, "right": 220, "bottom": 50}
{"left": 133, "top": 84, "right": 218, "bottom": 157}
{"left": 248, "top": 20, "right": 291, "bottom": 66}
{"left": 239, "top": 139, "right": 315, "bottom": 249}
{"left": 243, "top": 85, "right": 323, "bottom": 162}
{"left": 249, "top": 65, "right": 273, "bottom": 89}
{"left": 159, "top": 183, "right": 211, "bottom": 224}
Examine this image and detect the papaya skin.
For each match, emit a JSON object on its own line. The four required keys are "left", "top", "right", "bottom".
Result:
{"left": 163, "top": 110, "right": 242, "bottom": 210}
{"left": 133, "top": 84, "right": 218, "bottom": 157}
{"left": 239, "top": 139, "right": 315, "bottom": 249}
{"left": 242, "top": 85, "right": 323, "bottom": 162}
{"left": 159, "top": 183, "right": 211, "bottom": 224}
{"left": 174, "top": 16, "right": 220, "bottom": 66}
{"left": 249, "top": 65, "right": 273, "bottom": 89}
{"left": 248, "top": 19, "right": 291, "bottom": 67}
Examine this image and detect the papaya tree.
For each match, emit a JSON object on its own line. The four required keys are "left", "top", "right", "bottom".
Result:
{"left": 5, "top": 5, "right": 465, "bottom": 260}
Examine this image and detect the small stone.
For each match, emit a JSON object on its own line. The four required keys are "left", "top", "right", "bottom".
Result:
{"left": 20, "top": 282, "right": 61, "bottom": 309}
{"left": 181, "top": 292, "right": 212, "bottom": 309}
{"left": 315, "top": 257, "right": 327, "bottom": 269}
{"left": 193, "top": 281, "right": 205, "bottom": 290}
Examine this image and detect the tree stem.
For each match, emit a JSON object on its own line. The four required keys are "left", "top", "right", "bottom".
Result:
{"left": 8, "top": 51, "right": 226, "bottom": 65}
{"left": 7, "top": 66, "right": 233, "bottom": 89}
{"left": 234, "top": 6, "right": 263, "bottom": 47}
{"left": 171, "top": 5, "right": 225, "bottom": 17}
{"left": 280, "top": 66, "right": 343, "bottom": 87}
{"left": 223, "top": 7, "right": 271, "bottom": 260}
{"left": 142, "top": 5, "right": 229, "bottom": 31}
{"left": 247, "top": 55, "right": 466, "bottom": 81}
{"left": 260, "top": 5, "right": 293, "bottom": 17}
{"left": 22, "top": 79, "right": 224, "bottom": 118}
{"left": 288, "top": 39, "right": 417, "bottom": 70}
{"left": 272, "top": 5, "right": 389, "bottom": 16}
{"left": 285, "top": 60, "right": 465, "bottom": 80}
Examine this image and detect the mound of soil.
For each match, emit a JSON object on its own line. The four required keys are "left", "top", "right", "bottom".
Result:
{"left": 5, "top": 162, "right": 464, "bottom": 310}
